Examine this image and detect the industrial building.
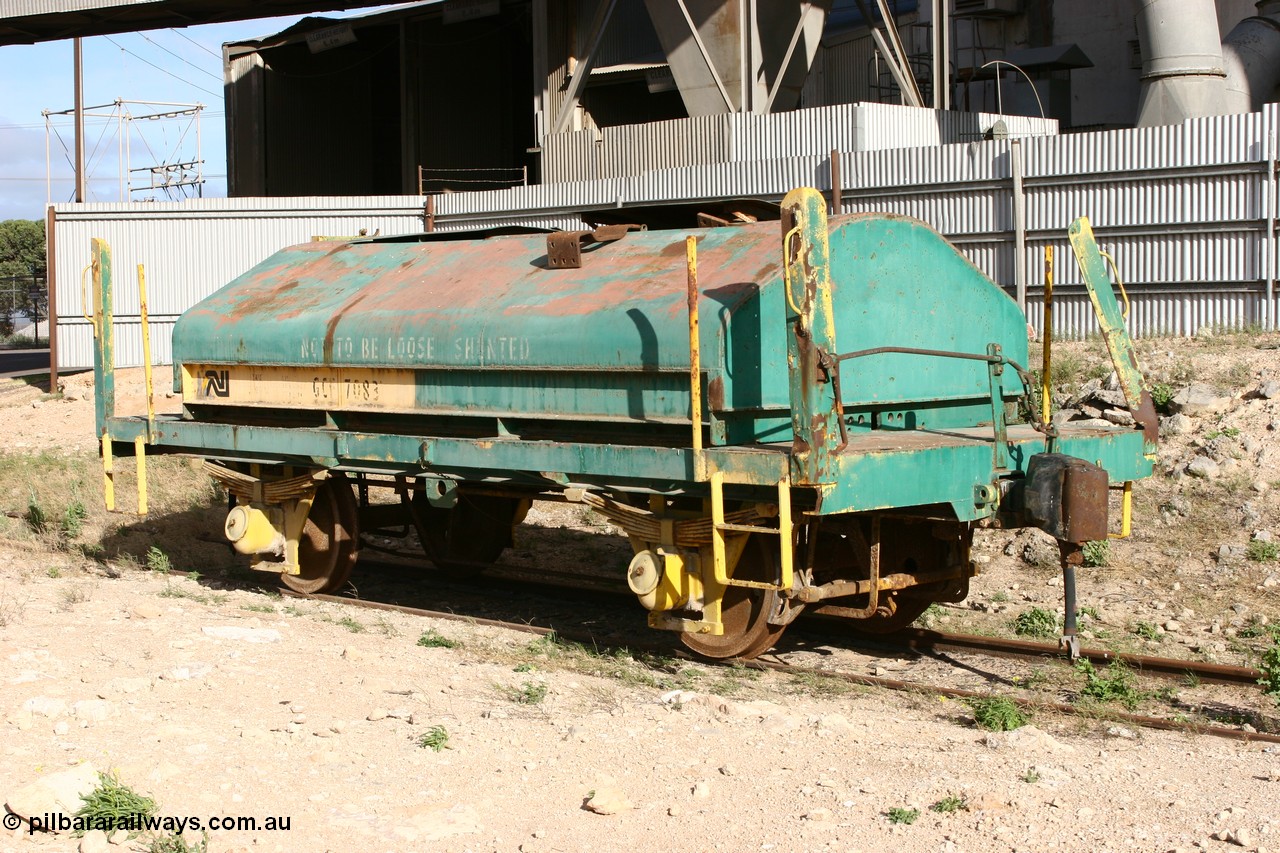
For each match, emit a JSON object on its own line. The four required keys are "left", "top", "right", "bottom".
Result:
{"left": 219, "top": 0, "right": 1275, "bottom": 196}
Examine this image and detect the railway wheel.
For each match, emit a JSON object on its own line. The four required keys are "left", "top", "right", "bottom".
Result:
{"left": 284, "top": 473, "right": 359, "bottom": 595}
{"left": 681, "top": 534, "right": 787, "bottom": 660}
{"left": 414, "top": 493, "right": 523, "bottom": 574}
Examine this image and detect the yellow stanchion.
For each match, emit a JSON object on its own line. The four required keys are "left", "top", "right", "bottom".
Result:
{"left": 134, "top": 435, "right": 148, "bottom": 516}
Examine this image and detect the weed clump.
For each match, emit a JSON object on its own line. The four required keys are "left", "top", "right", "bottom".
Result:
{"left": 1259, "top": 640, "right": 1280, "bottom": 704}
{"left": 1246, "top": 539, "right": 1279, "bottom": 563}
{"left": 1075, "top": 659, "right": 1141, "bottom": 709}
{"left": 75, "top": 772, "right": 157, "bottom": 836}
{"left": 417, "top": 629, "right": 458, "bottom": 649}
{"left": 416, "top": 725, "right": 451, "bottom": 752}
{"left": 501, "top": 681, "right": 548, "bottom": 705}
{"left": 1013, "top": 607, "right": 1059, "bottom": 639}
{"left": 930, "top": 795, "right": 968, "bottom": 814}
{"left": 1081, "top": 540, "right": 1109, "bottom": 568}
{"left": 145, "top": 546, "right": 172, "bottom": 574}
{"left": 968, "top": 697, "right": 1027, "bottom": 732}
{"left": 887, "top": 806, "right": 919, "bottom": 825}
{"left": 1133, "top": 621, "right": 1161, "bottom": 641}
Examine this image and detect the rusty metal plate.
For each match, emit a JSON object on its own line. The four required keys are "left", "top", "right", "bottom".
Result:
{"left": 546, "top": 231, "right": 589, "bottom": 269}
{"left": 183, "top": 364, "right": 416, "bottom": 411}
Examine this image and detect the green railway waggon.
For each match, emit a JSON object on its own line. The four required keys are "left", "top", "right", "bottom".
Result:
{"left": 89, "top": 187, "right": 1156, "bottom": 659}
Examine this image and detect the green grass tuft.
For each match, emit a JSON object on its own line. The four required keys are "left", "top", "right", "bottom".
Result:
{"left": 1013, "top": 607, "right": 1059, "bottom": 639}
{"left": 75, "top": 772, "right": 157, "bottom": 837}
{"left": 1133, "top": 621, "right": 1161, "bottom": 641}
{"left": 1076, "top": 659, "right": 1141, "bottom": 709}
{"left": 417, "top": 629, "right": 458, "bottom": 649}
{"left": 145, "top": 546, "right": 172, "bottom": 574}
{"left": 930, "top": 795, "right": 968, "bottom": 814}
{"left": 416, "top": 725, "right": 451, "bottom": 751}
{"left": 61, "top": 500, "right": 88, "bottom": 539}
{"left": 24, "top": 490, "right": 47, "bottom": 534}
{"left": 1246, "top": 539, "right": 1279, "bottom": 563}
{"left": 1081, "top": 540, "right": 1109, "bottom": 568}
{"left": 501, "top": 681, "right": 548, "bottom": 705}
{"left": 968, "top": 696, "right": 1027, "bottom": 732}
{"left": 1259, "top": 639, "right": 1280, "bottom": 704}
{"left": 887, "top": 806, "right": 919, "bottom": 825}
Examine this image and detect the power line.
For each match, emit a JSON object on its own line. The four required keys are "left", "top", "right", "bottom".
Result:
{"left": 138, "top": 31, "right": 223, "bottom": 82}
{"left": 0, "top": 112, "right": 226, "bottom": 131}
{"left": 170, "top": 28, "right": 221, "bottom": 60}
{"left": 103, "top": 35, "right": 223, "bottom": 99}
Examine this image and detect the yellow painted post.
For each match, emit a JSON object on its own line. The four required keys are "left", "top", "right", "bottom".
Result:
{"left": 776, "top": 479, "right": 793, "bottom": 591}
{"left": 1042, "top": 246, "right": 1053, "bottom": 425}
{"left": 686, "top": 235, "right": 704, "bottom": 481}
{"left": 101, "top": 433, "right": 115, "bottom": 511}
{"left": 709, "top": 470, "right": 726, "bottom": 583}
{"left": 1109, "top": 481, "right": 1133, "bottom": 539}
{"left": 134, "top": 435, "right": 148, "bottom": 515}
{"left": 137, "top": 264, "right": 155, "bottom": 438}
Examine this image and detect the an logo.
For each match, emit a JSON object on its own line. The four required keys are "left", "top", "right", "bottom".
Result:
{"left": 201, "top": 369, "right": 230, "bottom": 398}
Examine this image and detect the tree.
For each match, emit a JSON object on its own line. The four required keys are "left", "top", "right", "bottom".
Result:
{"left": 0, "top": 219, "right": 46, "bottom": 340}
{"left": 0, "top": 219, "right": 45, "bottom": 277}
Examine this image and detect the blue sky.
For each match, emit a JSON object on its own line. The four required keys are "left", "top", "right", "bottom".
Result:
{"left": 0, "top": 10, "right": 393, "bottom": 223}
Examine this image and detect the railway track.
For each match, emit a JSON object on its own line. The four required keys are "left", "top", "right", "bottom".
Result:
{"left": 241, "top": 555, "right": 1280, "bottom": 746}
{"left": 346, "top": 550, "right": 1269, "bottom": 688}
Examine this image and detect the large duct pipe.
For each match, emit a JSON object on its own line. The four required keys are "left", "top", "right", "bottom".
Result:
{"left": 1222, "top": 1, "right": 1280, "bottom": 114}
{"left": 1133, "top": 0, "right": 1227, "bottom": 127}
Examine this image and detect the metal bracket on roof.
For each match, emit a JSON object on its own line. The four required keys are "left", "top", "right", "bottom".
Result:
{"left": 546, "top": 224, "right": 643, "bottom": 269}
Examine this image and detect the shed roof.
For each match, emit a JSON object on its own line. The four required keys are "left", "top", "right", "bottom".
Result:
{"left": 0, "top": 0, "right": 406, "bottom": 46}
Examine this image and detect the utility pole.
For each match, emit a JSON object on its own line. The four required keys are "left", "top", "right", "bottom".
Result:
{"left": 74, "top": 37, "right": 85, "bottom": 202}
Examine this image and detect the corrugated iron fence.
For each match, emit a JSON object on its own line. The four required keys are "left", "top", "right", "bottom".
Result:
{"left": 53, "top": 105, "right": 1280, "bottom": 370}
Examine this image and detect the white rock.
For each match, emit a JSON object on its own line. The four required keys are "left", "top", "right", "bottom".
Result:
{"left": 1170, "top": 383, "right": 1232, "bottom": 416}
{"left": 1103, "top": 408, "right": 1136, "bottom": 427}
{"left": 659, "top": 689, "right": 697, "bottom": 706}
{"left": 1160, "top": 414, "right": 1195, "bottom": 436}
{"left": 21, "top": 696, "right": 66, "bottom": 718}
{"left": 201, "top": 626, "right": 281, "bottom": 643}
{"left": 692, "top": 781, "right": 712, "bottom": 798}
{"left": 584, "top": 787, "right": 633, "bottom": 815}
{"left": 984, "top": 725, "right": 1074, "bottom": 754}
{"left": 161, "top": 663, "right": 212, "bottom": 681}
{"left": 5, "top": 763, "right": 100, "bottom": 828}
{"left": 1186, "top": 457, "right": 1221, "bottom": 479}
{"left": 72, "top": 699, "right": 112, "bottom": 723}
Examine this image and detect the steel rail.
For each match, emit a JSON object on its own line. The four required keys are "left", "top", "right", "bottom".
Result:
{"left": 340, "top": 554, "right": 1267, "bottom": 689}
{"left": 255, "top": 572, "right": 1280, "bottom": 746}
{"left": 819, "top": 624, "right": 1266, "bottom": 687}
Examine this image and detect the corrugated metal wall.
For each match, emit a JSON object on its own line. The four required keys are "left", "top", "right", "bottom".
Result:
{"left": 541, "top": 104, "right": 1057, "bottom": 183}
{"left": 53, "top": 198, "right": 435, "bottom": 371}
{"left": 55, "top": 106, "right": 1280, "bottom": 370}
